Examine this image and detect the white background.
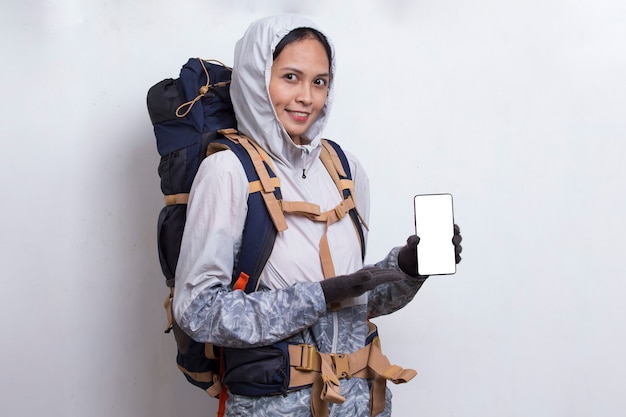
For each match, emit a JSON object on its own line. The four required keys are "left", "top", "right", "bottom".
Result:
{"left": 2, "top": 1, "right": 625, "bottom": 416}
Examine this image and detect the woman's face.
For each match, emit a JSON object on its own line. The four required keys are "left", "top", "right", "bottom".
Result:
{"left": 269, "top": 37, "right": 330, "bottom": 145}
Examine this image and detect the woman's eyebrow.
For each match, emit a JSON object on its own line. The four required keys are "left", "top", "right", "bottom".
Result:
{"left": 278, "top": 66, "right": 330, "bottom": 78}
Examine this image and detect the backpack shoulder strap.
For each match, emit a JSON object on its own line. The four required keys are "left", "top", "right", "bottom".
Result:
{"left": 218, "top": 129, "right": 288, "bottom": 233}
{"left": 319, "top": 139, "right": 368, "bottom": 260}
{"left": 209, "top": 129, "right": 285, "bottom": 294}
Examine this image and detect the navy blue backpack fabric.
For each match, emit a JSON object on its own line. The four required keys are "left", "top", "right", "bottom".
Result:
{"left": 147, "top": 59, "right": 237, "bottom": 287}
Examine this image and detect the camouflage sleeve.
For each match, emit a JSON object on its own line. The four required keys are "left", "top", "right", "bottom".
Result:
{"left": 366, "top": 246, "right": 428, "bottom": 318}
{"left": 177, "top": 281, "right": 327, "bottom": 348}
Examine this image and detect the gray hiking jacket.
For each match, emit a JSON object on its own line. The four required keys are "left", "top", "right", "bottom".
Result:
{"left": 173, "top": 14, "right": 426, "bottom": 417}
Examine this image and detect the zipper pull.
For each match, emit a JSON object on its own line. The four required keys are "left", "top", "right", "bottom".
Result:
{"left": 301, "top": 149, "right": 307, "bottom": 179}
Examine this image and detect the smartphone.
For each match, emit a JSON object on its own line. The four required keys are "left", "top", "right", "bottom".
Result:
{"left": 413, "top": 193, "right": 456, "bottom": 276}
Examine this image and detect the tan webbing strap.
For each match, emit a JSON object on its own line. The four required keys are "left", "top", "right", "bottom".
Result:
{"left": 366, "top": 342, "right": 417, "bottom": 384}
{"left": 206, "top": 375, "right": 222, "bottom": 398}
{"left": 204, "top": 343, "right": 219, "bottom": 360}
{"left": 338, "top": 178, "right": 354, "bottom": 191}
{"left": 257, "top": 187, "right": 288, "bottom": 232}
{"left": 322, "top": 198, "right": 354, "bottom": 277}
{"left": 245, "top": 136, "right": 280, "bottom": 180}
{"left": 307, "top": 351, "right": 347, "bottom": 417}
{"left": 175, "top": 365, "right": 222, "bottom": 397}
{"left": 370, "top": 374, "right": 387, "bottom": 417}
{"left": 226, "top": 132, "right": 276, "bottom": 193}
{"left": 219, "top": 130, "right": 288, "bottom": 232}
{"left": 321, "top": 140, "right": 347, "bottom": 178}
{"left": 318, "top": 143, "right": 344, "bottom": 196}
{"left": 280, "top": 200, "right": 321, "bottom": 216}
{"left": 319, "top": 198, "right": 356, "bottom": 278}
{"left": 279, "top": 196, "right": 356, "bottom": 279}
{"left": 249, "top": 177, "right": 280, "bottom": 194}
{"left": 318, "top": 352, "right": 346, "bottom": 404}
{"left": 260, "top": 203, "right": 287, "bottom": 232}
{"left": 206, "top": 142, "right": 231, "bottom": 157}
{"left": 164, "top": 193, "right": 189, "bottom": 206}
{"left": 176, "top": 364, "right": 216, "bottom": 383}
{"left": 280, "top": 197, "right": 354, "bottom": 229}
{"left": 320, "top": 140, "right": 368, "bottom": 231}
{"left": 319, "top": 142, "right": 369, "bottom": 236}
{"left": 318, "top": 237, "right": 335, "bottom": 279}
{"left": 310, "top": 378, "right": 327, "bottom": 417}
{"left": 367, "top": 326, "right": 386, "bottom": 416}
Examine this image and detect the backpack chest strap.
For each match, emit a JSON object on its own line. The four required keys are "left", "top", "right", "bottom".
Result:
{"left": 281, "top": 196, "right": 357, "bottom": 279}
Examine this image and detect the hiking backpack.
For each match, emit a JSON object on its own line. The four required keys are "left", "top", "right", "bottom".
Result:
{"left": 146, "top": 58, "right": 366, "bottom": 397}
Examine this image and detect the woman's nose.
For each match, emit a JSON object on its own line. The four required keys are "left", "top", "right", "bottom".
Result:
{"left": 296, "top": 83, "right": 313, "bottom": 105}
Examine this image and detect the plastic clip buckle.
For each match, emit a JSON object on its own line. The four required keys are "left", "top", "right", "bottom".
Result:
{"left": 332, "top": 353, "right": 351, "bottom": 379}
{"left": 295, "top": 344, "right": 318, "bottom": 372}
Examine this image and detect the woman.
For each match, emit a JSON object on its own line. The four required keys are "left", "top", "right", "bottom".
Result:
{"left": 173, "top": 14, "right": 461, "bottom": 416}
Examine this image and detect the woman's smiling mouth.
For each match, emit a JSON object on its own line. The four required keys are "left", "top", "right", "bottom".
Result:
{"left": 287, "top": 110, "right": 310, "bottom": 122}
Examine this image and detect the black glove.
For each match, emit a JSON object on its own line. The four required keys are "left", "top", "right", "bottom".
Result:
{"left": 320, "top": 267, "right": 404, "bottom": 305}
{"left": 398, "top": 235, "right": 421, "bottom": 277}
{"left": 398, "top": 225, "right": 463, "bottom": 277}
{"left": 452, "top": 224, "right": 463, "bottom": 264}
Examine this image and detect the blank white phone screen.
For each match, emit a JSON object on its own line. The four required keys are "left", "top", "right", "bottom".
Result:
{"left": 413, "top": 194, "right": 456, "bottom": 276}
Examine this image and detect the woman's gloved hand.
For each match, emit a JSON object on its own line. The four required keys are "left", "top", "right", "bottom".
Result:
{"left": 398, "top": 224, "right": 463, "bottom": 277}
{"left": 398, "top": 235, "right": 421, "bottom": 277}
{"left": 320, "top": 267, "right": 405, "bottom": 305}
{"left": 452, "top": 224, "right": 463, "bottom": 263}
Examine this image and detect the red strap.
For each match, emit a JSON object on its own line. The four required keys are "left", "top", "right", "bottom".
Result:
{"left": 217, "top": 347, "right": 228, "bottom": 417}
{"left": 232, "top": 272, "right": 249, "bottom": 291}
{"left": 217, "top": 389, "right": 228, "bottom": 417}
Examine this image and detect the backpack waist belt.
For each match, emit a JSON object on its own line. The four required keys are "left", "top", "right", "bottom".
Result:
{"left": 287, "top": 341, "right": 416, "bottom": 417}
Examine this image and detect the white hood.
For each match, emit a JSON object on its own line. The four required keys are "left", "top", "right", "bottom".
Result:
{"left": 230, "top": 14, "right": 336, "bottom": 169}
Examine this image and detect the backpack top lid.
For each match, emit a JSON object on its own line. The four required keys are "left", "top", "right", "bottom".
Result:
{"left": 178, "top": 59, "right": 236, "bottom": 134}
{"left": 147, "top": 58, "right": 237, "bottom": 157}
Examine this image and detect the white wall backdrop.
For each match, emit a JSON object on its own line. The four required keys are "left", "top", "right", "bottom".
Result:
{"left": 2, "top": 1, "right": 625, "bottom": 416}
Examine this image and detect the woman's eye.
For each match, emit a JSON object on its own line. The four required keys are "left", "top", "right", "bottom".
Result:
{"left": 284, "top": 73, "right": 297, "bottom": 81}
{"left": 314, "top": 78, "right": 328, "bottom": 87}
